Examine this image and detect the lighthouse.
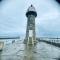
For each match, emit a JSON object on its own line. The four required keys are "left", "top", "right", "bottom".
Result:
{"left": 24, "top": 5, "right": 37, "bottom": 45}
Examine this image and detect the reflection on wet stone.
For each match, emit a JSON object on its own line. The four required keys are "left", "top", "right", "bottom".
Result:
{"left": 24, "top": 45, "right": 36, "bottom": 60}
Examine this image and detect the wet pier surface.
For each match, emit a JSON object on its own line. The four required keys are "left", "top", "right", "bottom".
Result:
{"left": 0, "top": 40, "right": 60, "bottom": 60}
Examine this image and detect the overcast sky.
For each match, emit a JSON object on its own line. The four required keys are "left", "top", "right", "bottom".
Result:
{"left": 0, "top": 0, "right": 60, "bottom": 38}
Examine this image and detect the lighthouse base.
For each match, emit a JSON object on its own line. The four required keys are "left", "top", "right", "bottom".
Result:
{"left": 24, "top": 37, "right": 37, "bottom": 45}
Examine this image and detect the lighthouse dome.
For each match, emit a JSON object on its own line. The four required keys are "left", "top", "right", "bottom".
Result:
{"left": 26, "top": 5, "right": 37, "bottom": 17}
{"left": 27, "top": 5, "right": 36, "bottom": 12}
